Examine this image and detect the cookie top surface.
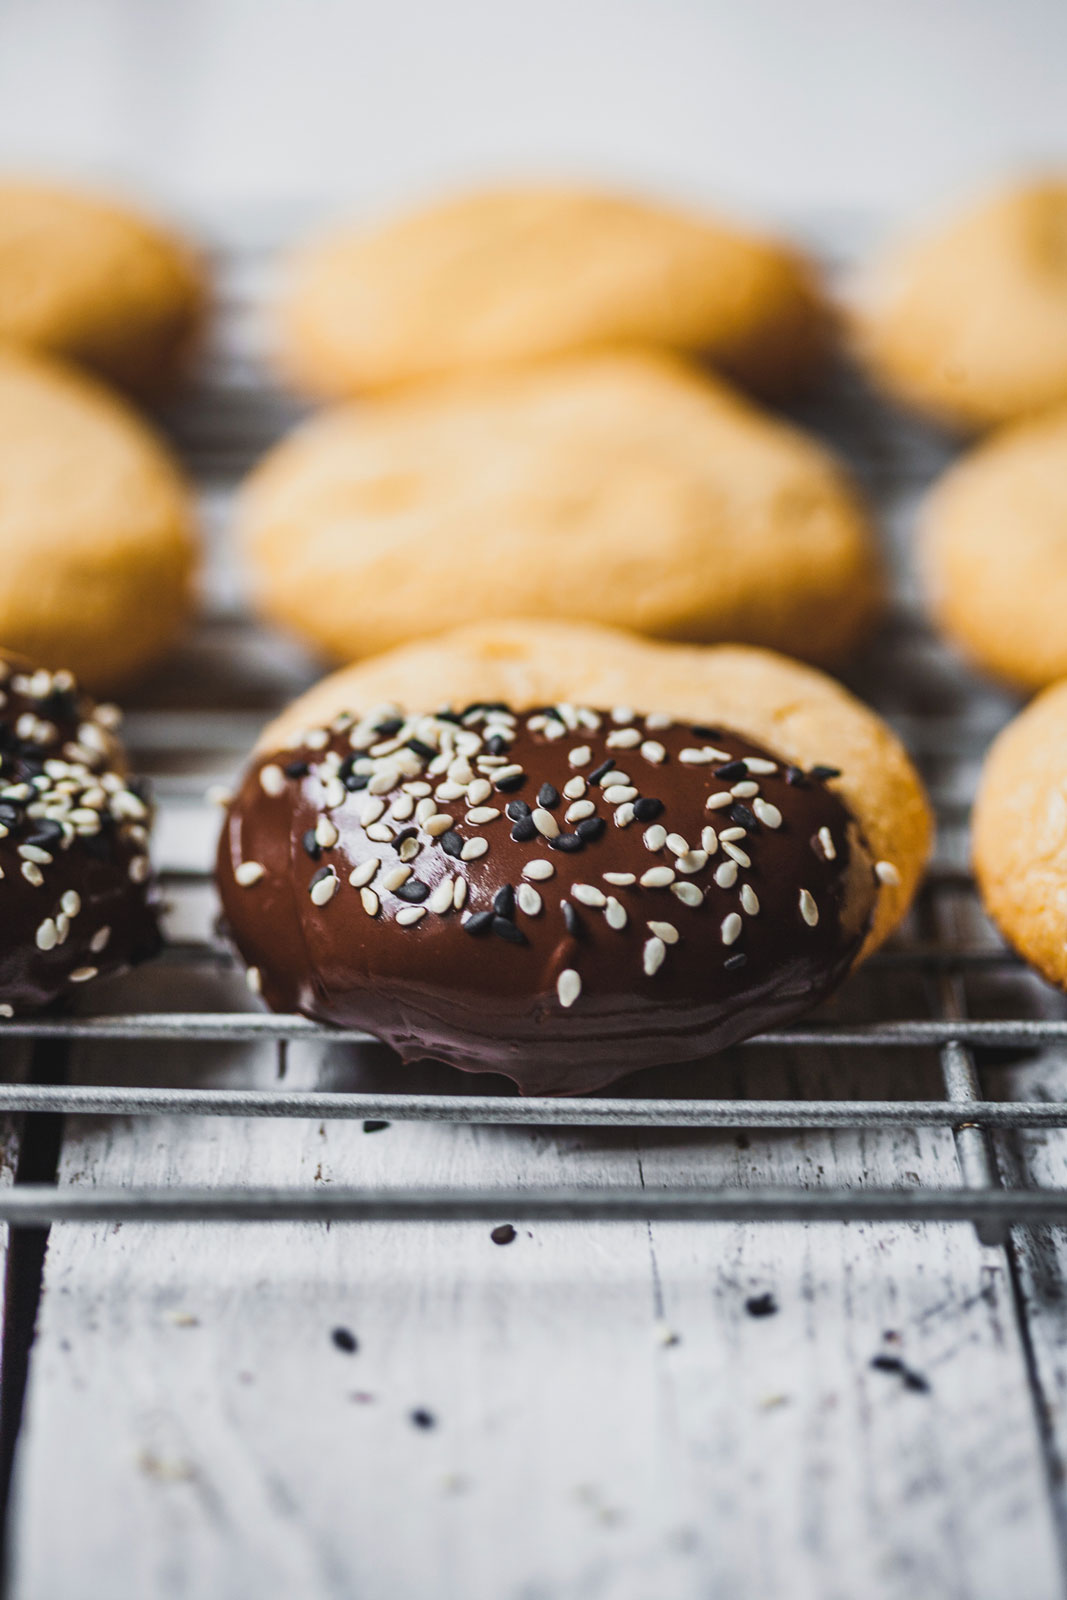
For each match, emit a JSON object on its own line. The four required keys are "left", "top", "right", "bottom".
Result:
{"left": 241, "top": 352, "right": 881, "bottom": 668}
{"left": 0, "top": 347, "right": 197, "bottom": 689}
{"left": 219, "top": 701, "right": 877, "bottom": 1094}
{"left": 0, "top": 180, "right": 205, "bottom": 394}
{"left": 0, "top": 655, "right": 160, "bottom": 1013}
{"left": 850, "top": 178, "right": 1067, "bottom": 431}
{"left": 922, "top": 404, "right": 1067, "bottom": 691}
{"left": 278, "top": 184, "right": 829, "bottom": 398}
{"left": 973, "top": 679, "right": 1067, "bottom": 991}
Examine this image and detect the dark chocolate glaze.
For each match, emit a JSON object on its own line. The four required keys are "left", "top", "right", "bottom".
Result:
{"left": 0, "top": 657, "right": 161, "bottom": 1014}
{"left": 217, "top": 704, "right": 878, "bottom": 1095}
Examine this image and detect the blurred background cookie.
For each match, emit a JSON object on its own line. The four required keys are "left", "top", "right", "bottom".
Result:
{"left": 277, "top": 184, "right": 831, "bottom": 399}
{"left": 921, "top": 404, "right": 1067, "bottom": 691}
{"left": 974, "top": 679, "right": 1067, "bottom": 990}
{"left": 850, "top": 177, "right": 1067, "bottom": 431}
{"left": 0, "top": 178, "right": 205, "bottom": 396}
{"left": 0, "top": 346, "right": 198, "bottom": 690}
{"left": 240, "top": 351, "right": 882, "bottom": 668}
{"left": 221, "top": 620, "right": 930, "bottom": 1093}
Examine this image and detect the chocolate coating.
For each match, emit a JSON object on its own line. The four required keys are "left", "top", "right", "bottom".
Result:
{"left": 217, "top": 704, "right": 878, "bottom": 1095}
{"left": 0, "top": 656, "right": 161, "bottom": 1014}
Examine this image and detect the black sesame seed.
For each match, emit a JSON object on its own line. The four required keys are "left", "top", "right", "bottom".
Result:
{"left": 434, "top": 710, "right": 463, "bottom": 726}
{"left": 632, "top": 797, "right": 663, "bottom": 822}
{"left": 728, "top": 802, "right": 758, "bottom": 831}
{"left": 690, "top": 724, "right": 718, "bottom": 738}
{"left": 0, "top": 804, "right": 21, "bottom": 827}
{"left": 575, "top": 816, "right": 605, "bottom": 843}
{"left": 331, "top": 1326, "right": 359, "bottom": 1353}
{"left": 127, "top": 776, "right": 152, "bottom": 802}
{"left": 440, "top": 830, "right": 464, "bottom": 858}
{"left": 339, "top": 755, "right": 368, "bottom": 790}
{"left": 301, "top": 828, "right": 322, "bottom": 859}
{"left": 870, "top": 1353, "right": 903, "bottom": 1374}
{"left": 494, "top": 770, "right": 526, "bottom": 793}
{"left": 363, "top": 1119, "right": 390, "bottom": 1133}
{"left": 510, "top": 817, "right": 536, "bottom": 843}
{"left": 714, "top": 760, "right": 747, "bottom": 781}
{"left": 463, "top": 911, "right": 493, "bottom": 936}
{"left": 785, "top": 765, "right": 809, "bottom": 787}
{"left": 537, "top": 782, "right": 560, "bottom": 809}
{"left": 410, "top": 1408, "right": 436, "bottom": 1430}
{"left": 394, "top": 827, "right": 418, "bottom": 845}
{"left": 26, "top": 819, "right": 62, "bottom": 846}
{"left": 901, "top": 1368, "right": 931, "bottom": 1394}
{"left": 492, "top": 916, "right": 527, "bottom": 945}
{"left": 284, "top": 760, "right": 310, "bottom": 779}
{"left": 309, "top": 866, "right": 333, "bottom": 889}
{"left": 505, "top": 799, "right": 531, "bottom": 821}
{"left": 374, "top": 717, "right": 403, "bottom": 737}
{"left": 550, "top": 833, "right": 584, "bottom": 852}
{"left": 395, "top": 880, "right": 430, "bottom": 904}
{"left": 493, "top": 884, "right": 515, "bottom": 918}
{"left": 810, "top": 764, "right": 841, "bottom": 782}
{"left": 588, "top": 759, "right": 616, "bottom": 785}
{"left": 406, "top": 738, "right": 437, "bottom": 762}
{"left": 723, "top": 953, "right": 748, "bottom": 971}
{"left": 491, "top": 1224, "right": 517, "bottom": 1246}
{"left": 486, "top": 734, "right": 510, "bottom": 756}
{"left": 745, "top": 1293, "right": 778, "bottom": 1318}
{"left": 561, "top": 900, "right": 583, "bottom": 937}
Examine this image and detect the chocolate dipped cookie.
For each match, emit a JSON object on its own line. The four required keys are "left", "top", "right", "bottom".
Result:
{"left": 0, "top": 654, "right": 161, "bottom": 1015}
{"left": 218, "top": 623, "right": 931, "bottom": 1094}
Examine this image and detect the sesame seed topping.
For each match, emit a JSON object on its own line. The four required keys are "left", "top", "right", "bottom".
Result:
{"left": 427, "top": 879, "right": 454, "bottom": 914}
{"left": 744, "top": 757, "right": 777, "bottom": 774}
{"left": 466, "top": 806, "right": 501, "bottom": 825}
{"left": 730, "top": 781, "right": 759, "bottom": 799}
{"left": 701, "top": 826, "right": 719, "bottom": 854}
{"left": 467, "top": 778, "right": 492, "bottom": 806}
{"left": 675, "top": 850, "right": 708, "bottom": 874}
{"left": 310, "top": 870, "right": 340, "bottom": 906}
{"left": 362, "top": 796, "right": 387, "bottom": 825}
{"left": 706, "top": 791, "right": 733, "bottom": 810}
{"left": 741, "top": 885, "right": 760, "bottom": 916}
{"left": 380, "top": 864, "right": 413, "bottom": 892}
{"left": 460, "top": 836, "right": 489, "bottom": 862}
{"left": 607, "top": 728, "right": 641, "bottom": 749}
{"left": 817, "top": 826, "right": 837, "bottom": 861}
{"left": 129, "top": 856, "right": 150, "bottom": 883}
{"left": 563, "top": 776, "right": 587, "bottom": 801}
{"left": 644, "top": 937, "right": 666, "bottom": 976}
{"left": 640, "top": 866, "right": 675, "bottom": 888}
{"left": 424, "top": 813, "right": 454, "bottom": 837}
{"left": 714, "top": 861, "right": 738, "bottom": 889}
{"left": 875, "top": 860, "right": 901, "bottom": 886}
{"left": 799, "top": 889, "right": 819, "bottom": 926}
{"left": 453, "top": 878, "right": 468, "bottom": 910}
{"left": 523, "top": 860, "right": 555, "bottom": 881}
{"left": 315, "top": 817, "right": 340, "bottom": 848}
{"left": 643, "top": 824, "right": 667, "bottom": 852}
{"left": 640, "top": 741, "right": 666, "bottom": 764}
{"left": 665, "top": 832, "right": 689, "bottom": 856}
{"left": 531, "top": 807, "right": 559, "bottom": 839}
{"left": 69, "top": 966, "right": 98, "bottom": 983}
{"left": 35, "top": 918, "right": 58, "bottom": 951}
{"left": 0, "top": 1006, "right": 12, "bottom": 1019}
{"left": 671, "top": 882, "right": 703, "bottom": 907}
{"left": 349, "top": 858, "right": 380, "bottom": 888}
{"left": 565, "top": 799, "right": 596, "bottom": 824}
{"left": 557, "top": 969, "right": 582, "bottom": 1008}
{"left": 259, "top": 765, "right": 285, "bottom": 797}
{"left": 648, "top": 920, "right": 679, "bottom": 944}
{"left": 365, "top": 823, "right": 393, "bottom": 844}
{"left": 360, "top": 887, "right": 380, "bottom": 917}
{"left": 603, "top": 872, "right": 636, "bottom": 886}
{"left": 604, "top": 897, "right": 627, "bottom": 929}
{"left": 235, "top": 861, "right": 266, "bottom": 887}
{"left": 516, "top": 884, "right": 542, "bottom": 917}
{"left": 722, "top": 841, "right": 751, "bottom": 868}
{"left": 721, "top": 913, "right": 743, "bottom": 946}
{"left": 568, "top": 746, "right": 592, "bottom": 768}
{"left": 396, "top": 906, "right": 426, "bottom": 926}
{"left": 572, "top": 884, "right": 606, "bottom": 908}
{"left": 246, "top": 966, "right": 262, "bottom": 995}
{"left": 614, "top": 803, "right": 635, "bottom": 828}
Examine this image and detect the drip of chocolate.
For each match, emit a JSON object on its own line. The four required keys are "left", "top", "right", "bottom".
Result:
{"left": 0, "top": 657, "right": 161, "bottom": 1014}
{"left": 217, "top": 703, "right": 879, "bottom": 1095}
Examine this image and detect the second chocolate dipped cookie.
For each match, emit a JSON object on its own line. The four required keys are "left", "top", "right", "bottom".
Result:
{"left": 218, "top": 623, "right": 931, "bottom": 1094}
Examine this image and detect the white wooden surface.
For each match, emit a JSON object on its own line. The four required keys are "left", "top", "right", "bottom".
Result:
{"left": 5, "top": 237, "right": 1067, "bottom": 1600}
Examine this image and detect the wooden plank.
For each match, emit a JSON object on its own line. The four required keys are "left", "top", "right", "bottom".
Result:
{"left": 7, "top": 934, "right": 1065, "bottom": 1600}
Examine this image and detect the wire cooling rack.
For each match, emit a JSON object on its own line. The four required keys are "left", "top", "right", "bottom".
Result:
{"left": 1, "top": 227, "right": 1065, "bottom": 1240}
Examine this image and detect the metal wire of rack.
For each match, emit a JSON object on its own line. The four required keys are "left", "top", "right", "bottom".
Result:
{"left": 0, "top": 229, "right": 1065, "bottom": 1240}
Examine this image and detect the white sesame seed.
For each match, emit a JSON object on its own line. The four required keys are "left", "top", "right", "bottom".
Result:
{"left": 610, "top": 706, "right": 634, "bottom": 724}
{"left": 572, "top": 884, "right": 606, "bottom": 908}
{"left": 435, "top": 781, "right": 467, "bottom": 802}
{"left": 315, "top": 817, "right": 340, "bottom": 849}
{"left": 675, "top": 850, "right": 708, "bottom": 874}
{"left": 129, "top": 856, "right": 149, "bottom": 883}
{"left": 531, "top": 807, "right": 559, "bottom": 839}
{"left": 467, "top": 778, "right": 492, "bottom": 806}
{"left": 452, "top": 878, "right": 468, "bottom": 910}
{"left": 349, "top": 858, "right": 380, "bottom": 888}
{"left": 714, "top": 861, "right": 738, "bottom": 889}
{"left": 701, "top": 826, "right": 719, "bottom": 854}
{"left": 391, "top": 793, "right": 415, "bottom": 821}
{"left": 368, "top": 764, "right": 400, "bottom": 796}
{"left": 640, "top": 741, "right": 666, "bottom": 764}
{"left": 753, "top": 799, "right": 782, "bottom": 829}
{"left": 405, "top": 781, "right": 432, "bottom": 798}
{"left": 799, "top": 889, "right": 819, "bottom": 926}
{"left": 90, "top": 926, "right": 111, "bottom": 953}
{"left": 415, "top": 797, "right": 437, "bottom": 825}
{"left": 875, "top": 860, "right": 901, "bottom": 886}
{"left": 321, "top": 777, "right": 347, "bottom": 809}
{"left": 235, "top": 861, "right": 266, "bottom": 887}
{"left": 424, "top": 813, "right": 455, "bottom": 836}
{"left": 516, "top": 884, "right": 542, "bottom": 917}
{"left": 246, "top": 966, "right": 262, "bottom": 995}
{"left": 614, "top": 803, "right": 635, "bottom": 827}
{"left": 18, "top": 844, "right": 52, "bottom": 865}
{"left": 35, "top": 918, "right": 58, "bottom": 951}
{"left": 69, "top": 966, "right": 98, "bottom": 984}
{"left": 461, "top": 837, "right": 489, "bottom": 862}
{"left": 565, "top": 799, "right": 596, "bottom": 824}
{"left": 366, "top": 824, "right": 393, "bottom": 844}
{"left": 644, "top": 936, "right": 667, "bottom": 976}
{"left": 604, "top": 896, "right": 627, "bottom": 929}
{"left": 362, "top": 797, "right": 386, "bottom": 826}
{"left": 665, "top": 832, "right": 689, "bottom": 856}
{"left": 601, "top": 774, "right": 633, "bottom": 793}
{"left": 55, "top": 913, "right": 69, "bottom": 945}
{"left": 603, "top": 872, "right": 635, "bottom": 886}
{"left": 360, "top": 887, "right": 380, "bottom": 917}
{"left": 730, "top": 781, "right": 759, "bottom": 799}
{"left": 722, "top": 841, "right": 751, "bottom": 868}
{"left": 428, "top": 879, "right": 454, "bottom": 914}
{"left": 643, "top": 824, "right": 667, "bottom": 852}
{"left": 466, "top": 806, "right": 501, "bottom": 825}
{"left": 557, "top": 968, "right": 582, "bottom": 1008}
{"left": 563, "top": 776, "right": 587, "bottom": 801}
{"left": 523, "top": 859, "right": 554, "bottom": 881}
{"left": 492, "top": 765, "right": 525, "bottom": 788}
{"left": 648, "top": 920, "right": 679, "bottom": 944}
{"left": 719, "top": 827, "right": 747, "bottom": 841}
{"left": 380, "top": 865, "right": 413, "bottom": 892}
{"left": 672, "top": 882, "right": 703, "bottom": 907}
{"left": 817, "top": 826, "right": 837, "bottom": 861}
{"left": 607, "top": 728, "right": 642, "bottom": 749}
{"left": 310, "top": 871, "right": 339, "bottom": 906}
{"left": 721, "top": 913, "right": 743, "bottom": 946}
{"left": 744, "top": 757, "right": 778, "bottom": 775}
{"left": 640, "top": 866, "right": 675, "bottom": 888}
{"left": 741, "top": 884, "right": 760, "bottom": 915}
{"left": 304, "top": 728, "right": 330, "bottom": 750}
{"left": 543, "top": 719, "right": 566, "bottom": 740}
{"left": 706, "top": 791, "right": 733, "bottom": 810}
{"left": 0, "top": 1005, "right": 12, "bottom": 1019}
{"left": 645, "top": 712, "right": 671, "bottom": 730}
{"left": 396, "top": 906, "right": 426, "bottom": 927}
